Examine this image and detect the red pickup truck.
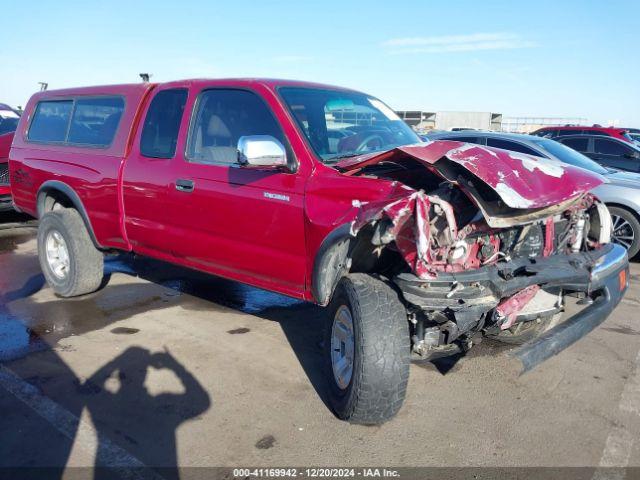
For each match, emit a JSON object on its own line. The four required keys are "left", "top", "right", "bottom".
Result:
{"left": 9, "top": 79, "right": 629, "bottom": 424}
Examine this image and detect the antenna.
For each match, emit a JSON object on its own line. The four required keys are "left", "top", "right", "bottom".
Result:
{"left": 139, "top": 73, "right": 151, "bottom": 83}
{"left": 38, "top": 82, "right": 48, "bottom": 91}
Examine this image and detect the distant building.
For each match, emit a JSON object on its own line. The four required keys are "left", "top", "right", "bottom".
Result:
{"left": 396, "top": 110, "right": 590, "bottom": 134}
{"left": 396, "top": 110, "right": 502, "bottom": 132}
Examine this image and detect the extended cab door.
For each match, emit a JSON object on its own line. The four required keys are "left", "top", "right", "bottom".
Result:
{"left": 122, "top": 86, "right": 189, "bottom": 255}
{"left": 164, "top": 87, "right": 308, "bottom": 298}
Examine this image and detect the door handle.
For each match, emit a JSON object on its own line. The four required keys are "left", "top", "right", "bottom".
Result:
{"left": 175, "top": 179, "right": 194, "bottom": 192}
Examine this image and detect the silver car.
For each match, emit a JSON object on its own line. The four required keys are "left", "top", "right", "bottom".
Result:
{"left": 425, "top": 131, "right": 640, "bottom": 258}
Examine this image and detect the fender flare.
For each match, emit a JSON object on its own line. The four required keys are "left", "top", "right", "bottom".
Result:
{"left": 311, "top": 223, "right": 354, "bottom": 306}
{"left": 37, "top": 180, "right": 102, "bottom": 249}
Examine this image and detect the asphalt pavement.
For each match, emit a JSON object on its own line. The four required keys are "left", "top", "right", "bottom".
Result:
{"left": 1, "top": 212, "right": 640, "bottom": 478}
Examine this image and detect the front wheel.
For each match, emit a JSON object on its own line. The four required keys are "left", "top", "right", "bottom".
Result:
{"left": 324, "top": 274, "right": 410, "bottom": 425}
{"left": 38, "top": 208, "right": 105, "bottom": 297}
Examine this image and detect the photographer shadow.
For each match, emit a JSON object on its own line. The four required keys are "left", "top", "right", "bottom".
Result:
{"left": 82, "top": 346, "right": 211, "bottom": 480}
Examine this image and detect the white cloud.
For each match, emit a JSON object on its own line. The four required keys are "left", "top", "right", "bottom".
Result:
{"left": 382, "top": 32, "right": 536, "bottom": 54}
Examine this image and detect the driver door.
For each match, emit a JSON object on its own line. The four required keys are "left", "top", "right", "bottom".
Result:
{"left": 164, "top": 88, "right": 308, "bottom": 297}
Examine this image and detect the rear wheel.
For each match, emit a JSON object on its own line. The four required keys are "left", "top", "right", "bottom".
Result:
{"left": 324, "top": 274, "right": 410, "bottom": 425}
{"left": 38, "top": 208, "right": 105, "bottom": 297}
{"left": 609, "top": 206, "right": 640, "bottom": 259}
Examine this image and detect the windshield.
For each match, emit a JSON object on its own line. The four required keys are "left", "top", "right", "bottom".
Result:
{"left": 279, "top": 87, "right": 420, "bottom": 163}
{"left": 0, "top": 109, "right": 19, "bottom": 136}
{"left": 531, "top": 138, "right": 608, "bottom": 175}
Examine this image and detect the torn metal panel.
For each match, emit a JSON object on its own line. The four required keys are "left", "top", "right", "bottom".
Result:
{"left": 339, "top": 140, "right": 603, "bottom": 211}
{"left": 343, "top": 140, "right": 605, "bottom": 280}
{"left": 496, "top": 285, "right": 541, "bottom": 330}
{"left": 351, "top": 189, "right": 433, "bottom": 278}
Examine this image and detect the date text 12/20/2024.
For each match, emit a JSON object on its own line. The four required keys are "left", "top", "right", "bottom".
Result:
{"left": 233, "top": 468, "right": 400, "bottom": 478}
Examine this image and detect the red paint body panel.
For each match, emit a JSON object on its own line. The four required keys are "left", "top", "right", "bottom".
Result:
{"left": 10, "top": 84, "right": 155, "bottom": 248}
{"left": 339, "top": 141, "right": 604, "bottom": 209}
{"left": 7, "top": 78, "right": 606, "bottom": 302}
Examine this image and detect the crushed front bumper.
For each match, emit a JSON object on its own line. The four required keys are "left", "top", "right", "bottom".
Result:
{"left": 395, "top": 243, "right": 629, "bottom": 371}
{"left": 513, "top": 243, "right": 628, "bottom": 372}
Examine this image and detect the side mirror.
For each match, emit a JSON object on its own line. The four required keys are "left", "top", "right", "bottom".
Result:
{"left": 237, "top": 135, "right": 287, "bottom": 168}
{"left": 624, "top": 151, "right": 640, "bottom": 160}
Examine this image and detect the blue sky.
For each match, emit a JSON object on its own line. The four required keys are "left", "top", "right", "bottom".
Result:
{"left": 2, "top": 0, "right": 639, "bottom": 125}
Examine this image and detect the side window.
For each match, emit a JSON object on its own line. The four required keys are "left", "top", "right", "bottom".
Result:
{"left": 560, "top": 137, "right": 589, "bottom": 152}
{"left": 486, "top": 138, "right": 541, "bottom": 156}
{"left": 187, "top": 89, "right": 286, "bottom": 165}
{"left": 68, "top": 97, "right": 124, "bottom": 146}
{"left": 594, "top": 138, "right": 628, "bottom": 156}
{"left": 140, "top": 89, "right": 188, "bottom": 158}
{"left": 28, "top": 100, "right": 73, "bottom": 142}
{"left": 447, "top": 136, "right": 481, "bottom": 144}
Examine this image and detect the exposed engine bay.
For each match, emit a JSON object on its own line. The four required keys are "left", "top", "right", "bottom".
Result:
{"left": 336, "top": 141, "right": 613, "bottom": 357}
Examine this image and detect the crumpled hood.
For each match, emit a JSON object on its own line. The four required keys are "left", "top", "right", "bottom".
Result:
{"left": 605, "top": 170, "right": 640, "bottom": 189}
{"left": 338, "top": 140, "right": 604, "bottom": 210}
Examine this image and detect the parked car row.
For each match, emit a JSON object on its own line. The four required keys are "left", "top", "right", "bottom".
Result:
{"left": 6, "top": 79, "right": 629, "bottom": 424}
{"left": 531, "top": 125, "right": 636, "bottom": 144}
{"left": 555, "top": 135, "right": 640, "bottom": 172}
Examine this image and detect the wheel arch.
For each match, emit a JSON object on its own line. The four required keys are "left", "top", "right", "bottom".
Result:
{"left": 311, "top": 223, "right": 354, "bottom": 306}
{"left": 606, "top": 202, "right": 640, "bottom": 258}
{"left": 606, "top": 202, "right": 640, "bottom": 222}
{"left": 37, "top": 180, "right": 102, "bottom": 249}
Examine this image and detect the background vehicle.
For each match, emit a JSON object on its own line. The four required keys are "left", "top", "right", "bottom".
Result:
{"left": 9, "top": 80, "right": 628, "bottom": 425}
{"left": 532, "top": 125, "right": 635, "bottom": 143}
{"left": 624, "top": 128, "right": 640, "bottom": 144}
{"left": 427, "top": 131, "right": 640, "bottom": 257}
{"left": 555, "top": 135, "right": 640, "bottom": 173}
{"left": 0, "top": 103, "right": 20, "bottom": 211}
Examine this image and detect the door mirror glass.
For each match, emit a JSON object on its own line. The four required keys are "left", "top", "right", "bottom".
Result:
{"left": 237, "top": 135, "right": 287, "bottom": 168}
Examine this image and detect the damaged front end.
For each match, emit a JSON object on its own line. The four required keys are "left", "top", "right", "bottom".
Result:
{"left": 338, "top": 140, "right": 628, "bottom": 371}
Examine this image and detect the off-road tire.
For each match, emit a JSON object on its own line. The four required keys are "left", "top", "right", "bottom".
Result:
{"left": 324, "top": 274, "right": 410, "bottom": 424}
{"left": 608, "top": 206, "right": 640, "bottom": 259}
{"left": 38, "top": 208, "right": 105, "bottom": 297}
{"left": 491, "top": 312, "right": 562, "bottom": 345}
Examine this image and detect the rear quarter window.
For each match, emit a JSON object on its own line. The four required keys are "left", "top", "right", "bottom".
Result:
{"left": 140, "top": 89, "right": 188, "bottom": 159}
